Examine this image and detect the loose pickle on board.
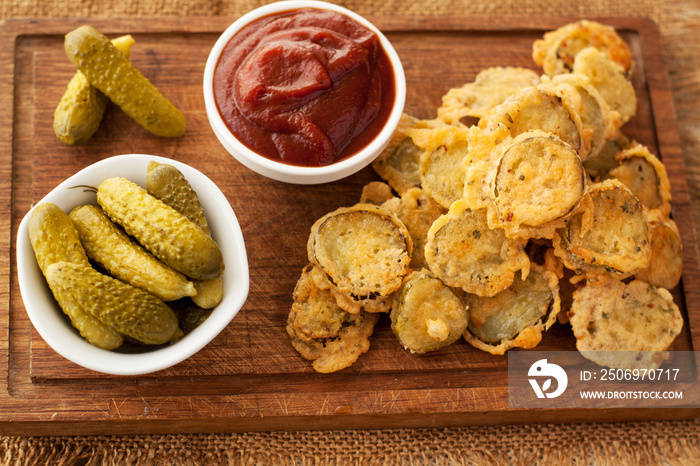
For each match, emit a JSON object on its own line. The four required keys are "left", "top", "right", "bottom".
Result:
{"left": 97, "top": 177, "right": 224, "bottom": 281}
{"left": 64, "top": 25, "right": 186, "bottom": 138}
{"left": 69, "top": 204, "right": 197, "bottom": 301}
{"left": 53, "top": 34, "right": 135, "bottom": 145}
{"left": 27, "top": 203, "right": 123, "bottom": 350}
{"left": 146, "top": 162, "right": 223, "bottom": 308}
{"left": 45, "top": 261, "right": 179, "bottom": 345}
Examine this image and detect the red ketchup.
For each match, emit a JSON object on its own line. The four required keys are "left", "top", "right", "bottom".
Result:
{"left": 213, "top": 8, "right": 396, "bottom": 167}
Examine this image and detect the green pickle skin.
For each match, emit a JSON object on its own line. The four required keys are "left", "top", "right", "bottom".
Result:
{"left": 64, "top": 25, "right": 186, "bottom": 138}
{"left": 147, "top": 162, "right": 224, "bottom": 309}
{"left": 28, "top": 203, "right": 123, "bottom": 350}
{"left": 53, "top": 34, "right": 135, "bottom": 145}
{"left": 97, "top": 177, "right": 224, "bottom": 281}
{"left": 69, "top": 204, "right": 197, "bottom": 301}
{"left": 45, "top": 261, "right": 179, "bottom": 345}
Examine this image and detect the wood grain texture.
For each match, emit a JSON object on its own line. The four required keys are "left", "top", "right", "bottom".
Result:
{"left": 1, "top": 16, "right": 698, "bottom": 435}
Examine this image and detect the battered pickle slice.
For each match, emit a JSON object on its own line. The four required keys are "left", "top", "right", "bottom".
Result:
{"left": 573, "top": 47, "right": 636, "bottom": 124}
{"left": 464, "top": 264, "right": 560, "bottom": 355}
{"left": 307, "top": 203, "right": 413, "bottom": 299}
{"left": 390, "top": 270, "right": 468, "bottom": 353}
{"left": 583, "top": 130, "right": 631, "bottom": 178}
{"left": 372, "top": 113, "right": 444, "bottom": 196}
{"left": 635, "top": 210, "right": 683, "bottom": 290}
{"left": 553, "top": 179, "right": 651, "bottom": 280}
{"left": 425, "top": 200, "right": 530, "bottom": 297}
{"left": 532, "top": 20, "right": 633, "bottom": 77}
{"left": 568, "top": 278, "right": 683, "bottom": 370}
{"left": 407, "top": 125, "right": 471, "bottom": 209}
{"left": 437, "top": 66, "right": 541, "bottom": 124}
{"left": 307, "top": 264, "right": 393, "bottom": 314}
{"left": 490, "top": 130, "right": 586, "bottom": 237}
{"left": 479, "top": 86, "right": 585, "bottom": 157}
{"left": 542, "top": 73, "right": 617, "bottom": 160}
{"left": 604, "top": 143, "right": 672, "bottom": 216}
{"left": 381, "top": 187, "right": 446, "bottom": 269}
{"left": 287, "top": 266, "right": 380, "bottom": 373}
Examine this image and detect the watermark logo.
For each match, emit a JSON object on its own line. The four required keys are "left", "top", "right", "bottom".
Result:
{"left": 528, "top": 358, "right": 568, "bottom": 399}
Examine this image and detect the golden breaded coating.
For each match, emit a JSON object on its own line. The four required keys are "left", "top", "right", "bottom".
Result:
{"left": 573, "top": 47, "right": 636, "bottom": 124}
{"left": 308, "top": 203, "right": 413, "bottom": 299}
{"left": 479, "top": 86, "right": 586, "bottom": 158}
{"left": 553, "top": 179, "right": 651, "bottom": 281}
{"left": 489, "top": 130, "right": 587, "bottom": 237}
{"left": 391, "top": 270, "right": 468, "bottom": 353}
{"left": 381, "top": 188, "right": 446, "bottom": 269}
{"left": 308, "top": 264, "right": 393, "bottom": 314}
{"left": 437, "top": 66, "right": 540, "bottom": 124}
{"left": 604, "top": 143, "right": 672, "bottom": 216}
{"left": 532, "top": 20, "right": 632, "bottom": 76}
{"left": 541, "top": 73, "right": 617, "bottom": 160}
{"left": 359, "top": 181, "right": 395, "bottom": 206}
{"left": 635, "top": 210, "right": 683, "bottom": 290}
{"left": 407, "top": 125, "right": 471, "bottom": 209}
{"left": 287, "top": 268, "right": 380, "bottom": 373}
{"left": 372, "top": 113, "right": 446, "bottom": 196}
{"left": 582, "top": 130, "right": 632, "bottom": 178}
{"left": 568, "top": 278, "right": 683, "bottom": 370}
{"left": 463, "top": 264, "right": 560, "bottom": 355}
{"left": 425, "top": 201, "right": 530, "bottom": 297}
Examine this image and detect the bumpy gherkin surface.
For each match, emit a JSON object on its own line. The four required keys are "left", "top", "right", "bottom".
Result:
{"left": 64, "top": 25, "right": 185, "bottom": 137}
{"left": 69, "top": 204, "right": 197, "bottom": 301}
{"left": 28, "top": 203, "right": 123, "bottom": 350}
{"left": 45, "top": 261, "right": 179, "bottom": 345}
{"left": 147, "top": 162, "right": 224, "bottom": 309}
{"left": 53, "top": 34, "right": 135, "bottom": 145}
{"left": 97, "top": 177, "right": 224, "bottom": 280}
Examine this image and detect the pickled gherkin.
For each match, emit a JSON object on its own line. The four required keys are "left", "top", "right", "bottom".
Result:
{"left": 27, "top": 203, "right": 123, "bottom": 350}
{"left": 45, "top": 261, "right": 179, "bottom": 345}
{"left": 64, "top": 25, "right": 186, "bottom": 138}
{"left": 69, "top": 204, "right": 197, "bottom": 301}
{"left": 53, "top": 34, "right": 135, "bottom": 145}
{"left": 97, "top": 177, "right": 224, "bottom": 280}
{"left": 146, "top": 161, "right": 223, "bottom": 308}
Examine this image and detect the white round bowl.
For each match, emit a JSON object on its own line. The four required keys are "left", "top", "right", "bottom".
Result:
{"left": 16, "top": 154, "right": 250, "bottom": 376}
{"left": 203, "top": 0, "right": 406, "bottom": 184}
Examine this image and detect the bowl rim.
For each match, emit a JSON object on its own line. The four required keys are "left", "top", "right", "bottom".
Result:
{"left": 202, "top": 0, "right": 407, "bottom": 184}
{"left": 16, "top": 154, "right": 250, "bottom": 376}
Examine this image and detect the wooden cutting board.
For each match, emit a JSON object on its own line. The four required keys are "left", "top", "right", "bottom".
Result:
{"left": 1, "top": 15, "right": 698, "bottom": 435}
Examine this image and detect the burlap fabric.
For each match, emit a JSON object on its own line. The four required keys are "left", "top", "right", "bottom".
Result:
{"left": 2, "top": 0, "right": 700, "bottom": 464}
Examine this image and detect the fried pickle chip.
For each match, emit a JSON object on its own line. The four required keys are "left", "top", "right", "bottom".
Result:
{"left": 582, "top": 130, "right": 631, "bottom": 178}
{"left": 533, "top": 20, "right": 633, "bottom": 77}
{"left": 291, "top": 265, "right": 349, "bottom": 341}
{"left": 463, "top": 264, "right": 560, "bottom": 355}
{"left": 604, "top": 143, "right": 672, "bottom": 216}
{"left": 287, "top": 269, "right": 380, "bottom": 373}
{"left": 308, "top": 264, "right": 393, "bottom": 314}
{"left": 372, "top": 113, "right": 445, "bottom": 195}
{"left": 437, "top": 67, "right": 541, "bottom": 124}
{"left": 568, "top": 278, "right": 683, "bottom": 370}
{"left": 359, "top": 181, "right": 395, "bottom": 206}
{"left": 479, "top": 86, "right": 585, "bottom": 158}
{"left": 489, "top": 130, "right": 587, "bottom": 237}
{"left": 542, "top": 73, "right": 617, "bottom": 160}
{"left": 381, "top": 188, "right": 446, "bottom": 269}
{"left": 390, "top": 270, "right": 468, "bottom": 353}
{"left": 425, "top": 201, "right": 530, "bottom": 297}
{"left": 573, "top": 47, "right": 636, "bottom": 124}
{"left": 308, "top": 203, "right": 413, "bottom": 299}
{"left": 553, "top": 179, "right": 651, "bottom": 281}
{"left": 406, "top": 125, "right": 471, "bottom": 209}
{"left": 635, "top": 210, "right": 683, "bottom": 289}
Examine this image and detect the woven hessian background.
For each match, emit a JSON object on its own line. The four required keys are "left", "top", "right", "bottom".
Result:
{"left": 2, "top": 0, "right": 700, "bottom": 464}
